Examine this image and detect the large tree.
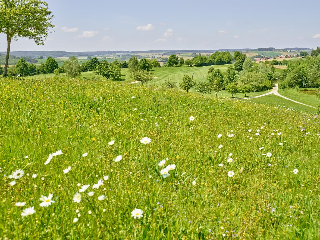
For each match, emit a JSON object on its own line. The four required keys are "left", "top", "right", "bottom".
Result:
{"left": 0, "top": 0, "right": 54, "bottom": 76}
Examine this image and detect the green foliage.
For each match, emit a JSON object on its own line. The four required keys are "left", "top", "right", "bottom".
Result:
{"left": 225, "top": 82, "right": 239, "bottom": 97}
{"left": 0, "top": 66, "right": 3, "bottom": 75}
{"left": 195, "top": 82, "right": 212, "bottom": 94}
{"left": 138, "top": 58, "right": 152, "bottom": 71}
{"left": 233, "top": 51, "right": 246, "bottom": 61}
{"left": 208, "top": 69, "right": 224, "bottom": 97}
{"left": 163, "top": 79, "right": 177, "bottom": 88}
{"left": 132, "top": 70, "right": 153, "bottom": 85}
{"left": 44, "top": 57, "right": 58, "bottom": 73}
{"left": 167, "top": 54, "right": 179, "bottom": 67}
{"left": 128, "top": 56, "right": 139, "bottom": 72}
{"left": 63, "top": 56, "right": 81, "bottom": 78}
{"left": 207, "top": 66, "right": 215, "bottom": 74}
{"left": 242, "top": 58, "right": 254, "bottom": 71}
{"left": 82, "top": 57, "right": 100, "bottom": 72}
{"left": 192, "top": 55, "right": 208, "bottom": 67}
{"left": 150, "top": 59, "right": 160, "bottom": 68}
{"left": 15, "top": 58, "right": 29, "bottom": 76}
{"left": 179, "top": 75, "right": 195, "bottom": 92}
{"left": 234, "top": 59, "right": 244, "bottom": 72}
{"left": 179, "top": 57, "right": 184, "bottom": 66}
{"left": 210, "top": 51, "right": 232, "bottom": 65}
{"left": 96, "top": 60, "right": 121, "bottom": 81}
{"left": 310, "top": 47, "right": 320, "bottom": 57}
{"left": 300, "top": 51, "right": 309, "bottom": 57}
{"left": 0, "top": 0, "right": 54, "bottom": 76}
{"left": 184, "top": 59, "right": 193, "bottom": 67}
{"left": 120, "top": 61, "right": 128, "bottom": 68}
{"left": 224, "top": 65, "right": 237, "bottom": 86}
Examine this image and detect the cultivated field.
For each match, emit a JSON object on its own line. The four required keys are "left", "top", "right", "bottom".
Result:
{"left": 0, "top": 77, "right": 319, "bottom": 239}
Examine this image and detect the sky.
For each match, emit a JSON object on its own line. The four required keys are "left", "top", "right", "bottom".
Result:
{"left": 1, "top": 0, "right": 320, "bottom": 51}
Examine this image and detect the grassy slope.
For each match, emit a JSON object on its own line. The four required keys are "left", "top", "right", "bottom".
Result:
{"left": 249, "top": 95, "right": 317, "bottom": 114}
{"left": 278, "top": 88, "right": 319, "bottom": 108}
{"left": 0, "top": 77, "right": 319, "bottom": 239}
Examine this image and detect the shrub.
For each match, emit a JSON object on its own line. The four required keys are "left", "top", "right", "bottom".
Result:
{"left": 63, "top": 56, "right": 81, "bottom": 78}
{"left": 179, "top": 75, "right": 195, "bottom": 93}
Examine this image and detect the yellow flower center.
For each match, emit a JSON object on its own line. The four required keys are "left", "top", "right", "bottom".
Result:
{"left": 136, "top": 213, "right": 140, "bottom": 216}
{"left": 46, "top": 199, "right": 50, "bottom": 202}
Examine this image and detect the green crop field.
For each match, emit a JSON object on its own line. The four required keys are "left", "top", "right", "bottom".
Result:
{"left": 0, "top": 76, "right": 319, "bottom": 239}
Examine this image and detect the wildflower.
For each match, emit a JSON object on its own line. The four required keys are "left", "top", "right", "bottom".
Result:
{"left": 32, "top": 174, "right": 37, "bottom": 178}
{"left": 229, "top": 153, "right": 233, "bottom": 157}
{"left": 279, "top": 143, "right": 283, "bottom": 145}
{"left": 227, "top": 158, "right": 233, "bottom": 163}
{"left": 192, "top": 181, "right": 196, "bottom": 186}
{"left": 248, "top": 129, "right": 252, "bottom": 132}
{"left": 218, "top": 145, "right": 223, "bottom": 149}
{"left": 39, "top": 194, "right": 55, "bottom": 207}
{"left": 140, "top": 137, "right": 151, "bottom": 144}
{"left": 131, "top": 208, "right": 143, "bottom": 219}
{"left": 217, "top": 134, "right": 222, "bottom": 138}
{"left": 228, "top": 171, "right": 235, "bottom": 177}
{"left": 166, "top": 164, "right": 176, "bottom": 171}
{"left": 98, "top": 195, "right": 106, "bottom": 201}
{"left": 114, "top": 155, "right": 122, "bottom": 162}
{"left": 82, "top": 152, "right": 88, "bottom": 157}
{"left": 88, "top": 192, "right": 94, "bottom": 196}
{"left": 15, "top": 202, "right": 26, "bottom": 207}
{"left": 79, "top": 185, "right": 90, "bottom": 192}
{"left": 73, "top": 218, "right": 78, "bottom": 223}
{"left": 255, "top": 133, "right": 260, "bottom": 136}
{"left": 103, "top": 209, "right": 106, "bottom": 212}
{"left": 73, "top": 193, "right": 81, "bottom": 203}
{"left": 9, "top": 169, "right": 24, "bottom": 179}
{"left": 266, "top": 152, "right": 272, "bottom": 157}
{"left": 160, "top": 168, "right": 169, "bottom": 175}
{"left": 259, "top": 147, "right": 264, "bottom": 150}
{"left": 218, "top": 163, "right": 224, "bottom": 167}
{"left": 21, "top": 207, "right": 36, "bottom": 217}
{"left": 93, "top": 180, "right": 103, "bottom": 189}
{"left": 9, "top": 181, "right": 16, "bottom": 186}
{"left": 189, "top": 116, "right": 195, "bottom": 121}
{"left": 108, "top": 140, "right": 115, "bottom": 145}
{"left": 25, "top": 156, "right": 29, "bottom": 158}
{"left": 88, "top": 210, "right": 92, "bottom": 214}
{"left": 227, "top": 134, "right": 234, "bottom": 137}
{"left": 44, "top": 150, "right": 63, "bottom": 165}
{"left": 63, "top": 166, "right": 71, "bottom": 174}
{"left": 158, "top": 160, "right": 166, "bottom": 167}
{"left": 162, "top": 174, "right": 170, "bottom": 178}
{"left": 103, "top": 175, "right": 109, "bottom": 181}
{"left": 293, "top": 169, "right": 298, "bottom": 174}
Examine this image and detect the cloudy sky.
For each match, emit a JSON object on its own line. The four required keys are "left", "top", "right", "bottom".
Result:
{"left": 1, "top": 0, "right": 320, "bottom": 51}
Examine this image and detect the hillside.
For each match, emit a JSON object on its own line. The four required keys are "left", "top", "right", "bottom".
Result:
{"left": 0, "top": 77, "right": 319, "bottom": 239}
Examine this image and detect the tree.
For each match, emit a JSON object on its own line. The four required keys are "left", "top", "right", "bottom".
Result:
{"left": 0, "top": 0, "right": 54, "bottom": 76}
{"left": 0, "top": 66, "right": 3, "bottom": 75}
{"left": 128, "top": 56, "right": 139, "bottom": 72}
{"left": 226, "top": 82, "right": 239, "bottom": 97}
{"left": 234, "top": 59, "right": 245, "bottom": 72}
{"left": 86, "top": 57, "right": 100, "bottom": 71}
{"left": 242, "top": 58, "right": 254, "bottom": 71}
{"left": 167, "top": 54, "right": 179, "bottom": 67}
{"left": 63, "top": 56, "right": 81, "bottom": 78}
{"left": 300, "top": 51, "right": 309, "bottom": 57}
{"left": 15, "top": 58, "right": 29, "bottom": 76}
{"left": 184, "top": 59, "right": 193, "bottom": 67}
{"left": 207, "top": 66, "right": 215, "bottom": 74}
{"left": 96, "top": 60, "right": 122, "bottom": 81}
{"left": 138, "top": 58, "right": 152, "bottom": 71}
{"left": 151, "top": 59, "right": 160, "bottom": 68}
{"left": 208, "top": 70, "right": 224, "bottom": 97}
{"left": 179, "top": 75, "right": 195, "bottom": 93}
{"left": 224, "top": 65, "right": 237, "bottom": 86}
{"left": 132, "top": 70, "right": 152, "bottom": 85}
{"left": 179, "top": 57, "right": 184, "bottom": 66}
{"left": 44, "top": 57, "right": 58, "bottom": 73}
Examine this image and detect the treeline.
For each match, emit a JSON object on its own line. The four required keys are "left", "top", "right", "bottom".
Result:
{"left": 177, "top": 53, "right": 275, "bottom": 97}
{"left": 279, "top": 54, "right": 320, "bottom": 89}
{"left": 0, "top": 53, "right": 38, "bottom": 65}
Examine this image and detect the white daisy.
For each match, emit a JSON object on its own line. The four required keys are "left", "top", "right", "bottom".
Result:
{"left": 39, "top": 194, "right": 55, "bottom": 207}
{"left": 79, "top": 185, "right": 90, "bottom": 192}
{"left": 189, "top": 116, "right": 195, "bottom": 121}
{"left": 162, "top": 174, "right": 170, "bottom": 178}
{"left": 103, "top": 175, "right": 109, "bottom": 181}
{"left": 192, "top": 181, "right": 196, "bottom": 186}
{"left": 217, "top": 134, "right": 222, "bottom": 138}
{"left": 114, "top": 155, "right": 122, "bottom": 162}
{"left": 160, "top": 168, "right": 169, "bottom": 175}
{"left": 98, "top": 195, "right": 106, "bottom": 201}
{"left": 73, "top": 193, "right": 81, "bottom": 203}
{"left": 293, "top": 169, "right": 298, "bottom": 174}
{"left": 227, "top": 158, "right": 233, "bottom": 163}
{"left": 9, "top": 169, "right": 24, "bottom": 179}
{"left": 9, "top": 181, "right": 16, "bottom": 186}
{"left": 266, "top": 152, "right": 272, "bottom": 157}
{"left": 88, "top": 210, "right": 92, "bottom": 214}
{"left": 108, "top": 140, "right": 115, "bottom": 146}
{"left": 44, "top": 150, "right": 63, "bottom": 165}
{"left": 15, "top": 202, "right": 26, "bottom": 207}
{"left": 218, "top": 163, "right": 224, "bottom": 167}
{"left": 228, "top": 171, "right": 235, "bottom": 177}
{"left": 32, "top": 174, "right": 37, "bottom": 178}
{"left": 140, "top": 137, "right": 151, "bottom": 144}
{"left": 88, "top": 192, "right": 94, "bottom": 196}
{"left": 82, "top": 152, "right": 88, "bottom": 157}
{"left": 131, "top": 208, "right": 143, "bottom": 219}
{"left": 21, "top": 207, "right": 36, "bottom": 217}
{"left": 218, "top": 145, "right": 223, "bottom": 149}
{"left": 93, "top": 179, "right": 103, "bottom": 189}
{"left": 166, "top": 164, "right": 176, "bottom": 171}
{"left": 158, "top": 160, "right": 166, "bottom": 167}
{"left": 73, "top": 218, "right": 78, "bottom": 223}
{"left": 63, "top": 166, "right": 71, "bottom": 174}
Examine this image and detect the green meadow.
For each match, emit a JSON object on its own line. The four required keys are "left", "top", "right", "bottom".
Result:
{"left": 0, "top": 76, "right": 319, "bottom": 239}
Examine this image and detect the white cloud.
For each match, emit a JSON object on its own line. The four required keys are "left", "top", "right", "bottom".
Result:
{"left": 177, "top": 37, "right": 187, "bottom": 42}
{"left": 313, "top": 34, "right": 320, "bottom": 39}
{"left": 78, "top": 31, "right": 99, "bottom": 38}
{"left": 155, "top": 38, "right": 166, "bottom": 42}
{"left": 101, "top": 36, "right": 113, "bottom": 42}
{"left": 61, "top": 27, "right": 79, "bottom": 33}
{"left": 219, "top": 30, "right": 228, "bottom": 34}
{"left": 136, "top": 24, "right": 154, "bottom": 31}
{"left": 164, "top": 29, "right": 174, "bottom": 38}
{"left": 103, "top": 27, "right": 110, "bottom": 31}
{"left": 233, "top": 35, "right": 239, "bottom": 39}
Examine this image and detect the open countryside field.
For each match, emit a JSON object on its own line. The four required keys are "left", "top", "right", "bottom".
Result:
{"left": 278, "top": 88, "right": 319, "bottom": 108}
{"left": 0, "top": 77, "right": 319, "bottom": 239}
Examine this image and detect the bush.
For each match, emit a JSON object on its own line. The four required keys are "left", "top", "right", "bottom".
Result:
{"left": 132, "top": 70, "right": 153, "bottom": 85}
{"left": 63, "top": 56, "right": 81, "bottom": 78}
{"left": 163, "top": 79, "right": 177, "bottom": 88}
{"left": 195, "top": 82, "right": 212, "bottom": 94}
{"left": 96, "top": 61, "right": 122, "bottom": 81}
{"left": 179, "top": 75, "right": 195, "bottom": 93}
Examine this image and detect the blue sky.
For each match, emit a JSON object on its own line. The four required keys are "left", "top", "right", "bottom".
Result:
{"left": 1, "top": 0, "right": 320, "bottom": 51}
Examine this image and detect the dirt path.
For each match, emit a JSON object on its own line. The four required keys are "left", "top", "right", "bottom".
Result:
{"left": 244, "top": 84, "right": 317, "bottom": 109}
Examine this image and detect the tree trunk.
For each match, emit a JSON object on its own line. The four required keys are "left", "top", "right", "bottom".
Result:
{"left": 4, "top": 35, "right": 12, "bottom": 77}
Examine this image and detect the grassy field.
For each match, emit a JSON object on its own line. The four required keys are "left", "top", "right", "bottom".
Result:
{"left": 249, "top": 95, "right": 318, "bottom": 114}
{"left": 0, "top": 76, "right": 320, "bottom": 239}
{"left": 278, "top": 88, "right": 319, "bottom": 108}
